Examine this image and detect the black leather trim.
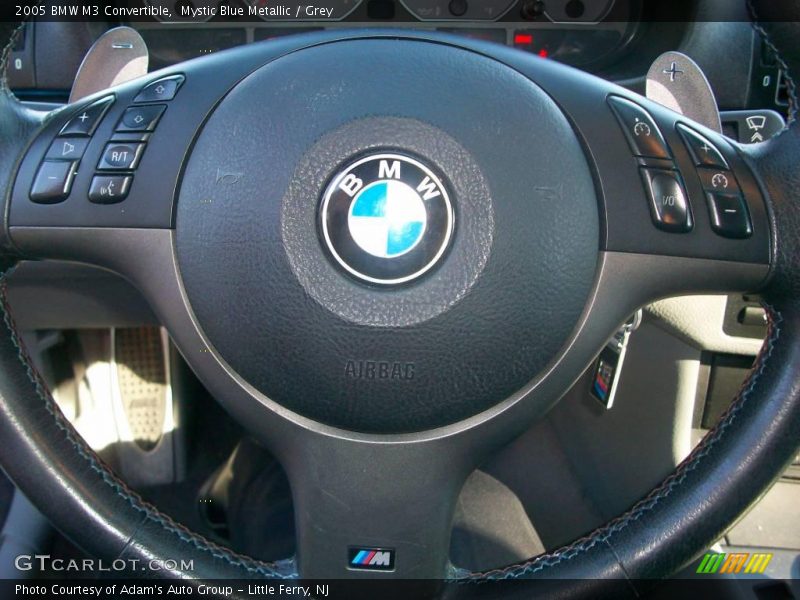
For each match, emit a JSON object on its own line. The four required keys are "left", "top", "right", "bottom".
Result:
{"left": 0, "top": 20, "right": 291, "bottom": 580}
{"left": 461, "top": 304, "right": 797, "bottom": 590}
{"left": 0, "top": 265, "right": 292, "bottom": 577}
{"left": 0, "top": 22, "right": 44, "bottom": 258}
{"left": 461, "top": 8, "right": 800, "bottom": 595}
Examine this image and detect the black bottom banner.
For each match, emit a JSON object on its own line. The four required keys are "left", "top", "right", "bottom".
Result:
{"left": 3, "top": 578, "right": 800, "bottom": 600}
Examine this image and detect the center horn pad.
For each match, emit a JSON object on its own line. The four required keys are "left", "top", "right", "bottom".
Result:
{"left": 176, "top": 38, "right": 599, "bottom": 433}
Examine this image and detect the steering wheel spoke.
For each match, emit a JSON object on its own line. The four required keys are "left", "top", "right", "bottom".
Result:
{"left": 278, "top": 433, "right": 474, "bottom": 580}
{"left": 5, "top": 35, "right": 307, "bottom": 268}
{"left": 594, "top": 97, "right": 774, "bottom": 297}
{"left": 10, "top": 85, "right": 185, "bottom": 234}
{"left": 492, "top": 49, "right": 772, "bottom": 302}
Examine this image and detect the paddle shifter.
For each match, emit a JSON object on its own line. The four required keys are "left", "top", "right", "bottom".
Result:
{"left": 646, "top": 51, "right": 722, "bottom": 133}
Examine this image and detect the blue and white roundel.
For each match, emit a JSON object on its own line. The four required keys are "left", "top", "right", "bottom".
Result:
{"left": 321, "top": 152, "right": 453, "bottom": 285}
{"left": 348, "top": 180, "right": 428, "bottom": 258}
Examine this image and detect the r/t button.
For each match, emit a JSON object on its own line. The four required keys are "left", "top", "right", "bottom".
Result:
{"left": 97, "top": 142, "right": 145, "bottom": 170}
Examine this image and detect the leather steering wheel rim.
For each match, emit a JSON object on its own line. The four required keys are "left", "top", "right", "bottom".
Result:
{"left": 0, "top": 7, "right": 799, "bottom": 597}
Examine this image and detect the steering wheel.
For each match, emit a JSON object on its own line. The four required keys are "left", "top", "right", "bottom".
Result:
{"left": 0, "top": 5, "right": 798, "bottom": 597}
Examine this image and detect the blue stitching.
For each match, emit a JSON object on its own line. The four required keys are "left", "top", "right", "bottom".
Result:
{"left": 0, "top": 18, "right": 294, "bottom": 577}
{"left": 0, "top": 22, "right": 27, "bottom": 95}
{"left": 462, "top": 304, "right": 782, "bottom": 581}
{"left": 747, "top": 0, "right": 798, "bottom": 130}
{"left": 462, "top": 10, "right": 794, "bottom": 582}
{"left": 0, "top": 267, "right": 296, "bottom": 578}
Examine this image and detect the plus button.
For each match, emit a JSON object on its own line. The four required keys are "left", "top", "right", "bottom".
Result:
{"left": 662, "top": 61, "right": 684, "bottom": 82}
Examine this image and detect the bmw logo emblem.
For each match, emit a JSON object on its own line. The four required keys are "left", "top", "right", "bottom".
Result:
{"left": 320, "top": 153, "right": 454, "bottom": 285}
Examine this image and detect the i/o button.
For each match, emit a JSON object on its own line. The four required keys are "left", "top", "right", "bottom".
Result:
{"left": 640, "top": 168, "right": 693, "bottom": 233}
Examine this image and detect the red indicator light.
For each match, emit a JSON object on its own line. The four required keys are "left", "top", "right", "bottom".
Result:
{"left": 514, "top": 33, "right": 533, "bottom": 45}
{"left": 538, "top": 48, "right": 549, "bottom": 58}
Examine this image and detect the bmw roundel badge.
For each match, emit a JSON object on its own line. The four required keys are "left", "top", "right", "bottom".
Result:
{"left": 320, "top": 153, "right": 454, "bottom": 285}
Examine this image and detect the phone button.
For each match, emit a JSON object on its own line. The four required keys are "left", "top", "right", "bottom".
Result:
{"left": 88, "top": 175, "right": 132, "bottom": 204}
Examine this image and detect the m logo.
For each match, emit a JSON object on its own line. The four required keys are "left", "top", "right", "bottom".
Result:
{"left": 696, "top": 552, "right": 772, "bottom": 575}
{"left": 348, "top": 547, "right": 395, "bottom": 571}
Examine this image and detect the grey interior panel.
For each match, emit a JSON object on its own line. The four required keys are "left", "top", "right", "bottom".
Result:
{"left": 725, "top": 482, "right": 800, "bottom": 550}
{"left": 6, "top": 261, "right": 156, "bottom": 329}
{"left": 450, "top": 470, "right": 544, "bottom": 572}
{"left": 647, "top": 295, "right": 764, "bottom": 356}
{"left": 482, "top": 419, "right": 606, "bottom": 551}
{"left": 546, "top": 319, "right": 700, "bottom": 521}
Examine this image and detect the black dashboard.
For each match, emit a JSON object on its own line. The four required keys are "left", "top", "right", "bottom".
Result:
{"left": 133, "top": 0, "right": 642, "bottom": 73}
{"left": 8, "top": 0, "right": 692, "bottom": 92}
{"left": 5, "top": 0, "right": 791, "bottom": 137}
